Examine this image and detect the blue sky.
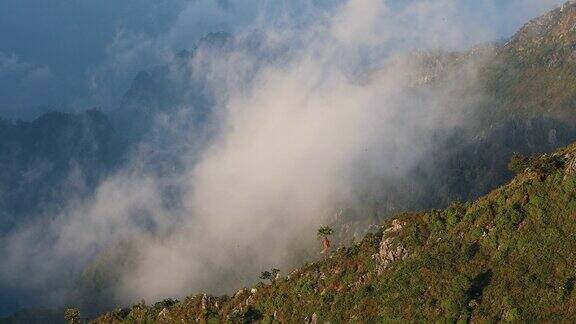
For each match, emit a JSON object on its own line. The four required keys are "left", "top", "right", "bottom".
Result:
{"left": 0, "top": 0, "right": 567, "bottom": 119}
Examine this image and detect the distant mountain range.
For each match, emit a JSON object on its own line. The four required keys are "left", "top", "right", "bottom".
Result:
{"left": 0, "top": 109, "right": 123, "bottom": 234}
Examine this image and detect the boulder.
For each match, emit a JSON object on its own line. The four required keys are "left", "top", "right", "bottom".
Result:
{"left": 373, "top": 219, "right": 409, "bottom": 274}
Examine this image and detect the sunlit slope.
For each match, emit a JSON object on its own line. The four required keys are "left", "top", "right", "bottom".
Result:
{"left": 92, "top": 141, "right": 576, "bottom": 323}
{"left": 484, "top": 1, "right": 576, "bottom": 122}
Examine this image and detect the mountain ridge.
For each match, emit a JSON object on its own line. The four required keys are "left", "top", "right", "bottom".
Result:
{"left": 84, "top": 2, "right": 576, "bottom": 322}
{"left": 91, "top": 138, "right": 576, "bottom": 323}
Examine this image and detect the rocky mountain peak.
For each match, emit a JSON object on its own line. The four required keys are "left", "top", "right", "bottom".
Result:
{"left": 508, "top": 1, "right": 576, "bottom": 48}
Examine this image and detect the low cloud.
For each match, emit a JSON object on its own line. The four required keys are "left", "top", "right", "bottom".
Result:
{"left": 0, "top": 0, "right": 570, "bottom": 313}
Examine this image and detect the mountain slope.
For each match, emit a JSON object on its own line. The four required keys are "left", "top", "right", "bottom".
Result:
{"left": 483, "top": 0, "right": 576, "bottom": 122}
{"left": 82, "top": 4, "right": 576, "bottom": 322}
{"left": 92, "top": 141, "right": 576, "bottom": 323}
{"left": 349, "top": 1, "right": 576, "bottom": 220}
{"left": 0, "top": 109, "right": 123, "bottom": 233}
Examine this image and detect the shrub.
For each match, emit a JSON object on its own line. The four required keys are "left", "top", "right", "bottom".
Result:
{"left": 508, "top": 153, "right": 530, "bottom": 174}
{"left": 64, "top": 308, "right": 80, "bottom": 324}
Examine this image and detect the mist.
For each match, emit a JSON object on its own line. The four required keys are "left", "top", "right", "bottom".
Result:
{"left": 0, "top": 0, "right": 570, "bottom": 316}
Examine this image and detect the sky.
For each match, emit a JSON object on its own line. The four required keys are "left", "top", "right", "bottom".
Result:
{"left": 0, "top": 0, "right": 567, "bottom": 120}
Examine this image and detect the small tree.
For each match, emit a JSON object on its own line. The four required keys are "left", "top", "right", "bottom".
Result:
{"left": 317, "top": 225, "right": 334, "bottom": 254}
{"left": 271, "top": 268, "right": 280, "bottom": 281}
{"left": 260, "top": 268, "right": 280, "bottom": 284}
{"left": 259, "top": 271, "right": 273, "bottom": 283}
{"left": 64, "top": 308, "right": 80, "bottom": 324}
{"left": 508, "top": 153, "right": 529, "bottom": 174}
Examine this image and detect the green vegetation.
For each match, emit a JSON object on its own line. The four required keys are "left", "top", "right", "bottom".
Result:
{"left": 260, "top": 268, "right": 281, "bottom": 284}
{"left": 92, "top": 142, "right": 576, "bottom": 322}
{"left": 316, "top": 226, "right": 333, "bottom": 240}
{"left": 317, "top": 225, "right": 333, "bottom": 254}
{"left": 508, "top": 152, "right": 530, "bottom": 174}
{"left": 62, "top": 3, "right": 576, "bottom": 322}
{"left": 22, "top": 4, "right": 576, "bottom": 321}
{"left": 64, "top": 308, "right": 80, "bottom": 324}
{"left": 259, "top": 271, "right": 273, "bottom": 284}
{"left": 480, "top": 2, "right": 576, "bottom": 123}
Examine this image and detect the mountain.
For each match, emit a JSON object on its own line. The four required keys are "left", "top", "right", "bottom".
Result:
{"left": 0, "top": 109, "right": 125, "bottom": 320}
{"left": 353, "top": 1, "right": 576, "bottom": 219}
{"left": 9, "top": 3, "right": 576, "bottom": 322}
{"left": 83, "top": 2, "right": 576, "bottom": 322}
{"left": 93, "top": 139, "right": 576, "bottom": 323}
{"left": 0, "top": 109, "right": 123, "bottom": 233}
{"left": 0, "top": 33, "right": 238, "bottom": 319}
{"left": 111, "top": 32, "right": 233, "bottom": 144}
{"left": 482, "top": 0, "right": 576, "bottom": 122}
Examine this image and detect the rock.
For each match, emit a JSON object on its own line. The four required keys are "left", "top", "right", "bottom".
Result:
{"left": 384, "top": 219, "right": 403, "bottom": 233}
{"left": 565, "top": 155, "right": 576, "bottom": 179}
{"left": 234, "top": 289, "right": 246, "bottom": 298}
{"left": 250, "top": 288, "right": 257, "bottom": 294}
{"left": 373, "top": 219, "right": 409, "bottom": 274}
{"left": 201, "top": 294, "right": 209, "bottom": 310}
{"left": 158, "top": 308, "right": 169, "bottom": 318}
{"left": 311, "top": 312, "right": 318, "bottom": 324}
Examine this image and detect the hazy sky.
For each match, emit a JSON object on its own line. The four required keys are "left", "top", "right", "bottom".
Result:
{"left": 0, "top": 0, "right": 567, "bottom": 119}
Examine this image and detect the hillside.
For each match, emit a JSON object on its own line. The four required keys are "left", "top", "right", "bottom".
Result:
{"left": 90, "top": 140, "right": 576, "bottom": 323}
{"left": 78, "top": 3, "right": 576, "bottom": 322}
{"left": 483, "top": 0, "right": 576, "bottom": 122}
